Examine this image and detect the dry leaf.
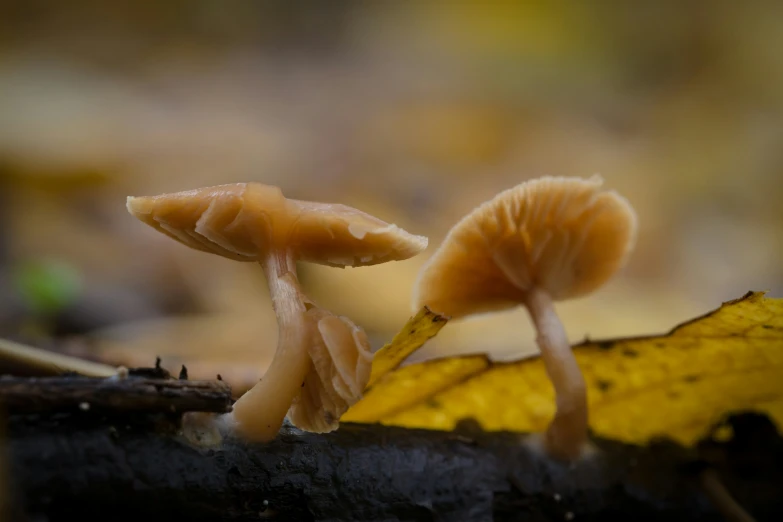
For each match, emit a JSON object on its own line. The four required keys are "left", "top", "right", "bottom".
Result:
{"left": 343, "top": 291, "right": 783, "bottom": 447}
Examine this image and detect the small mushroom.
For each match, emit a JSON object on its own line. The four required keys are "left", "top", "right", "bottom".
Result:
{"left": 127, "top": 182, "right": 427, "bottom": 441}
{"left": 412, "top": 175, "right": 637, "bottom": 460}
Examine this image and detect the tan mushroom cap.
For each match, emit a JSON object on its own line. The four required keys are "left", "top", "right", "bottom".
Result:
{"left": 287, "top": 307, "right": 373, "bottom": 432}
{"left": 127, "top": 182, "right": 428, "bottom": 267}
{"left": 412, "top": 175, "right": 637, "bottom": 318}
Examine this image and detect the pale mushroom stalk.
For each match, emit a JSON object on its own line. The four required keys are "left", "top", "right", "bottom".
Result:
{"left": 230, "top": 249, "right": 309, "bottom": 441}
{"left": 523, "top": 287, "right": 587, "bottom": 461}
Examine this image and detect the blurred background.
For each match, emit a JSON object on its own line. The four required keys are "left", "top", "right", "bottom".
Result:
{"left": 1, "top": 1, "right": 781, "bottom": 394}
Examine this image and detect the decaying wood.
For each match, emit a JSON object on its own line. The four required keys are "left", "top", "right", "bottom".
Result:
{"left": 4, "top": 391, "right": 782, "bottom": 522}
{"left": 0, "top": 372, "right": 779, "bottom": 521}
{"left": 0, "top": 374, "right": 232, "bottom": 414}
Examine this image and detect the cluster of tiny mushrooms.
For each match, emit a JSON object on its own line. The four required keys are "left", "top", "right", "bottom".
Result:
{"left": 126, "top": 174, "right": 637, "bottom": 461}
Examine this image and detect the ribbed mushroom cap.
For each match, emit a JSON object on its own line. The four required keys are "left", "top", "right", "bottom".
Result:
{"left": 412, "top": 175, "right": 637, "bottom": 318}
{"left": 127, "top": 182, "right": 428, "bottom": 267}
{"left": 287, "top": 308, "right": 373, "bottom": 432}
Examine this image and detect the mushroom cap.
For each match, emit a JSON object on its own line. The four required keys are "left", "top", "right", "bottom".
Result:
{"left": 127, "top": 182, "right": 428, "bottom": 267}
{"left": 286, "top": 308, "right": 373, "bottom": 432}
{"left": 412, "top": 175, "right": 637, "bottom": 318}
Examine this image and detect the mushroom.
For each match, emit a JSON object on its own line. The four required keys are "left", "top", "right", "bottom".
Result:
{"left": 412, "top": 175, "right": 637, "bottom": 460}
{"left": 126, "top": 182, "right": 427, "bottom": 441}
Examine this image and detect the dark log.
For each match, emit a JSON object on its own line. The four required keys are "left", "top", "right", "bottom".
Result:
{"left": 4, "top": 407, "right": 782, "bottom": 522}
{"left": 0, "top": 375, "right": 232, "bottom": 414}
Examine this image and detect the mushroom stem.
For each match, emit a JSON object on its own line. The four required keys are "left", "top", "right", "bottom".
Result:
{"left": 523, "top": 287, "right": 588, "bottom": 460}
{"left": 230, "top": 249, "right": 310, "bottom": 442}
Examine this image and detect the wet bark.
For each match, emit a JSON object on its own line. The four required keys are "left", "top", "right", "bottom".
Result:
{"left": 2, "top": 374, "right": 781, "bottom": 522}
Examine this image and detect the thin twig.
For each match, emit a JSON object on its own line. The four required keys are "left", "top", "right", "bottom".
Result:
{"left": 701, "top": 469, "right": 757, "bottom": 522}
{"left": 0, "top": 375, "right": 232, "bottom": 414}
{"left": 0, "top": 338, "right": 118, "bottom": 378}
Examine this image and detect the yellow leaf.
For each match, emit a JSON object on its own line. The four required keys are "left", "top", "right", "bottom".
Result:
{"left": 345, "top": 291, "right": 783, "bottom": 447}
{"left": 343, "top": 355, "right": 488, "bottom": 423}
{"left": 365, "top": 307, "right": 449, "bottom": 388}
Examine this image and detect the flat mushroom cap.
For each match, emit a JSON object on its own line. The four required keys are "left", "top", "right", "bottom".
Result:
{"left": 127, "top": 182, "right": 428, "bottom": 267}
{"left": 412, "top": 175, "right": 637, "bottom": 318}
